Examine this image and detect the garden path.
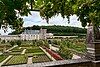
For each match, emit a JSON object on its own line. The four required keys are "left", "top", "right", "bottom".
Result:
{"left": 6, "top": 45, "right": 18, "bottom": 52}
{"left": 21, "top": 49, "right": 26, "bottom": 54}
{"left": 72, "top": 54, "right": 81, "bottom": 59}
{"left": 27, "top": 57, "right": 33, "bottom": 64}
{"left": 49, "top": 44, "right": 59, "bottom": 51}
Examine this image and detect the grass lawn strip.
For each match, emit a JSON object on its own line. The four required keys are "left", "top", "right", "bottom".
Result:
{"left": 25, "top": 48, "right": 43, "bottom": 53}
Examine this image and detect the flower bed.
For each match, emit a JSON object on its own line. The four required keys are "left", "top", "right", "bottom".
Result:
{"left": 43, "top": 47, "right": 63, "bottom": 60}
{"left": 32, "top": 54, "right": 51, "bottom": 63}
{"left": 3, "top": 55, "right": 27, "bottom": 66}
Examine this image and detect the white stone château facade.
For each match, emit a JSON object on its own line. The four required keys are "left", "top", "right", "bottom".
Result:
{"left": 0, "top": 28, "right": 53, "bottom": 41}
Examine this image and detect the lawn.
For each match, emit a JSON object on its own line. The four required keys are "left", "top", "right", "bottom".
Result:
{"left": 4, "top": 55, "right": 27, "bottom": 65}
{"left": 25, "top": 48, "right": 43, "bottom": 53}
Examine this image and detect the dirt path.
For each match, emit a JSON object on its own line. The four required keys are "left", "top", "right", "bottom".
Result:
{"left": 21, "top": 49, "right": 26, "bottom": 54}
{"left": 6, "top": 45, "right": 18, "bottom": 52}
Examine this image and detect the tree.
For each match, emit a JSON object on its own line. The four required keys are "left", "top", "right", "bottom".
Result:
{"left": 0, "top": 0, "right": 31, "bottom": 32}
{"left": 1, "top": 40, "right": 6, "bottom": 44}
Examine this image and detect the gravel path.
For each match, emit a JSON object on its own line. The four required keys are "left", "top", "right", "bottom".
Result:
{"left": 6, "top": 45, "right": 18, "bottom": 52}
{"left": 21, "top": 49, "right": 26, "bottom": 54}
{"left": 27, "top": 57, "right": 33, "bottom": 64}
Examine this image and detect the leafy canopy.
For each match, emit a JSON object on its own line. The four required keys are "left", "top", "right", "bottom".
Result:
{"left": 0, "top": 0, "right": 31, "bottom": 32}
{"left": 35, "top": 0, "right": 100, "bottom": 27}
{"left": 0, "top": 0, "right": 100, "bottom": 32}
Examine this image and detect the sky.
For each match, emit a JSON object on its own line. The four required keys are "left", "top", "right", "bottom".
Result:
{"left": 0, "top": 11, "right": 82, "bottom": 35}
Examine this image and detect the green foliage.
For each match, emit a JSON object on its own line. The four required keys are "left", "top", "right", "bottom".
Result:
{"left": 32, "top": 54, "right": 51, "bottom": 63}
{"left": 35, "top": 0, "right": 100, "bottom": 39}
{"left": 0, "top": 0, "right": 31, "bottom": 32}
{"left": 59, "top": 43, "right": 73, "bottom": 59}
{"left": 1, "top": 40, "right": 6, "bottom": 44}
{"left": 9, "top": 25, "right": 87, "bottom": 36}
{"left": 16, "top": 40, "right": 22, "bottom": 46}
{"left": 10, "top": 41, "right": 15, "bottom": 46}
{"left": 36, "top": 0, "right": 100, "bottom": 27}
{"left": 0, "top": 55, "right": 7, "bottom": 62}
{"left": 4, "top": 55, "right": 27, "bottom": 65}
{"left": 25, "top": 48, "right": 42, "bottom": 53}
{"left": 60, "top": 39, "right": 87, "bottom": 53}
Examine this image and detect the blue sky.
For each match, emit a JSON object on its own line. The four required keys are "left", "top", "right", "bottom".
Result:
{"left": 0, "top": 11, "right": 82, "bottom": 35}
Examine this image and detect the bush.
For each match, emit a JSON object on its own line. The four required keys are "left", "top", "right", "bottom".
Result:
{"left": 59, "top": 43, "right": 73, "bottom": 59}
{"left": 10, "top": 41, "right": 15, "bottom": 46}
{"left": 16, "top": 40, "right": 22, "bottom": 46}
{"left": 1, "top": 40, "right": 6, "bottom": 44}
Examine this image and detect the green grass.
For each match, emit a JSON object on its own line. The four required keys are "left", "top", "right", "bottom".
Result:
{"left": 0, "top": 55, "right": 7, "bottom": 63}
{"left": 26, "top": 52, "right": 45, "bottom": 57}
{"left": 25, "top": 48, "right": 43, "bottom": 53}
{"left": 4, "top": 55, "right": 27, "bottom": 65}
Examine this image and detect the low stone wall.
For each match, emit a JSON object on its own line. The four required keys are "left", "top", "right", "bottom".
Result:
{"left": 2, "top": 59, "right": 91, "bottom": 67}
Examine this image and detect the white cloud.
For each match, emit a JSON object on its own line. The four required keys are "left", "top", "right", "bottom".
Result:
{"left": 0, "top": 11, "right": 82, "bottom": 35}
{"left": 23, "top": 11, "right": 82, "bottom": 27}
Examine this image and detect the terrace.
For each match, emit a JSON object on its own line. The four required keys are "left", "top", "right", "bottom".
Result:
{"left": 0, "top": 0, "right": 100, "bottom": 67}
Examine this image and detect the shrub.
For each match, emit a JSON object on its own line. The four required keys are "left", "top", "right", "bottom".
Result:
{"left": 10, "top": 41, "right": 15, "bottom": 46}
{"left": 1, "top": 40, "right": 6, "bottom": 44}
{"left": 16, "top": 40, "right": 22, "bottom": 46}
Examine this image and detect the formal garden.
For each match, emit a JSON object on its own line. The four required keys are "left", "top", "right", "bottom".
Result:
{"left": 0, "top": 38, "right": 87, "bottom": 66}
{"left": 0, "top": 40, "right": 52, "bottom": 66}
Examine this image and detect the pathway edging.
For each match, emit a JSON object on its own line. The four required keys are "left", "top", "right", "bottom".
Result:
{"left": 39, "top": 47, "right": 56, "bottom": 61}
